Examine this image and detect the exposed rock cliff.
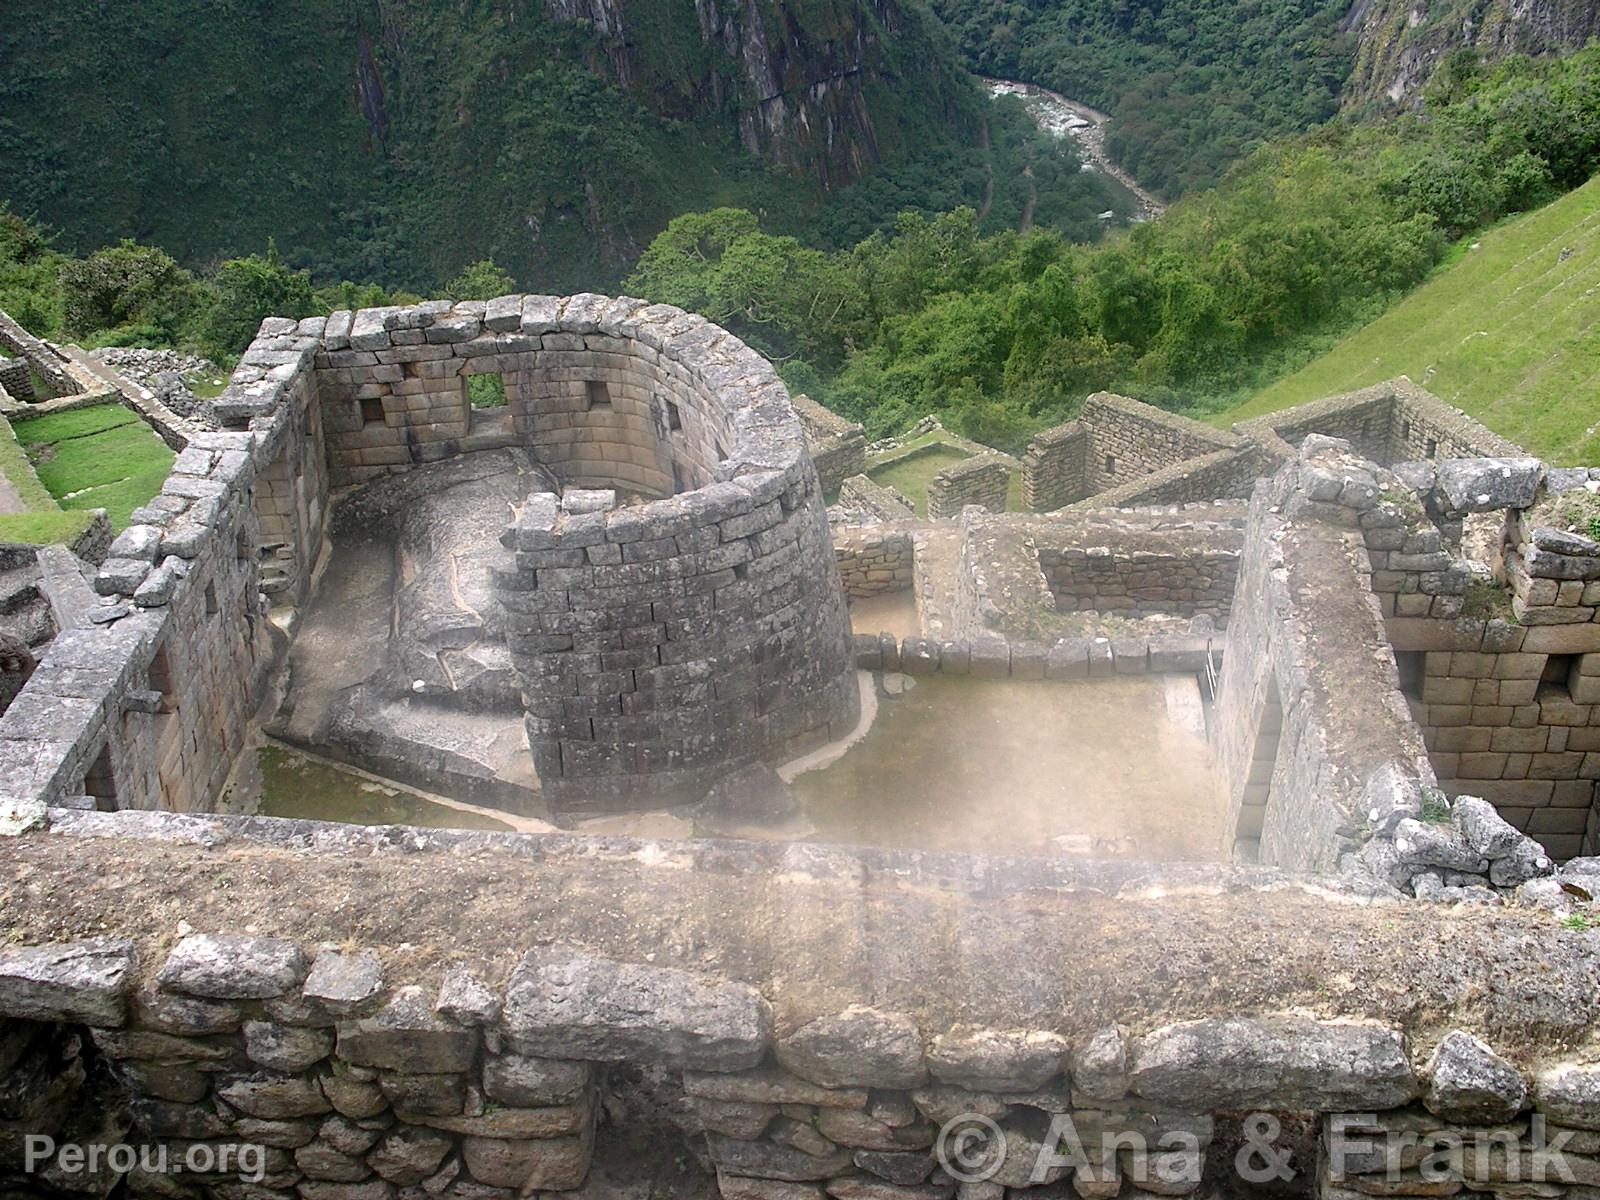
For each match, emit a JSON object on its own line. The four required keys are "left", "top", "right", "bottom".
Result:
{"left": 546, "top": 0, "right": 972, "bottom": 188}
{"left": 1346, "top": 0, "right": 1600, "bottom": 107}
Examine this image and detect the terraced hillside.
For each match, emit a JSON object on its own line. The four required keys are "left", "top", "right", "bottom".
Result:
{"left": 1228, "top": 176, "right": 1600, "bottom": 464}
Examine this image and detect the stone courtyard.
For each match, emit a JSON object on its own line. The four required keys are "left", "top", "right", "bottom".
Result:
{"left": 0, "top": 297, "right": 1598, "bottom": 1200}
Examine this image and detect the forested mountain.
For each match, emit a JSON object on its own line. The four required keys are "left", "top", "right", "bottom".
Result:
{"left": 927, "top": 0, "right": 1356, "bottom": 196}
{"left": 0, "top": 0, "right": 1117, "bottom": 292}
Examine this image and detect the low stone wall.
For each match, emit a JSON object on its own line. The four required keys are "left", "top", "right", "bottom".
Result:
{"left": 0, "top": 356, "right": 33, "bottom": 401}
{"left": 0, "top": 308, "right": 82, "bottom": 398}
{"left": 792, "top": 394, "right": 866, "bottom": 495}
{"left": 926, "top": 454, "right": 1008, "bottom": 518}
{"left": 4, "top": 812, "right": 1600, "bottom": 1200}
{"left": 1233, "top": 379, "right": 1521, "bottom": 469}
{"left": 834, "top": 525, "right": 915, "bottom": 598}
{"left": 831, "top": 473, "right": 916, "bottom": 524}
{"left": 1080, "top": 392, "right": 1244, "bottom": 491}
{"left": 1022, "top": 394, "right": 1249, "bottom": 512}
{"left": 852, "top": 628, "right": 1219, "bottom": 678}
{"left": 1213, "top": 452, "right": 1439, "bottom": 869}
{"left": 1039, "top": 544, "right": 1238, "bottom": 620}
{"left": 951, "top": 504, "right": 1247, "bottom": 642}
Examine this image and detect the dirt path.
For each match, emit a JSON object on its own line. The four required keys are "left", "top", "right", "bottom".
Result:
{"left": 985, "top": 77, "right": 1166, "bottom": 220}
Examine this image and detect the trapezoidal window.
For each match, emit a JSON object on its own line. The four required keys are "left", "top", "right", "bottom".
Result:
{"left": 467, "top": 372, "right": 506, "bottom": 410}
{"left": 666, "top": 399, "right": 683, "bottom": 433}
{"left": 1541, "top": 654, "right": 1580, "bottom": 700}
{"left": 1104, "top": 454, "right": 1116, "bottom": 475}
{"left": 83, "top": 744, "right": 118, "bottom": 812}
{"left": 585, "top": 380, "right": 612, "bottom": 410}
{"left": 360, "top": 397, "right": 385, "bottom": 426}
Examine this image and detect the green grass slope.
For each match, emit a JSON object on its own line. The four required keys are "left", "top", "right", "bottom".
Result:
{"left": 1226, "top": 176, "right": 1600, "bottom": 464}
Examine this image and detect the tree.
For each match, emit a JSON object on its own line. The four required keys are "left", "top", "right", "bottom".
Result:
{"left": 197, "top": 240, "right": 319, "bottom": 359}
{"left": 444, "top": 259, "right": 515, "bottom": 301}
{"left": 57, "top": 241, "right": 195, "bottom": 341}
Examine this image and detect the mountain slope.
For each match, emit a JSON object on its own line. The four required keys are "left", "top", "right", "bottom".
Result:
{"left": 1225, "top": 174, "right": 1600, "bottom": 463}
{"left": 0, "top": 0, "right": 1009, "bottom": 291}
{"left": 1346, "top": 0, "right": 1600, "bottom": 108}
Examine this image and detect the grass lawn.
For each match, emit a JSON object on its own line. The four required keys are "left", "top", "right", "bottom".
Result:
{"left": 866, "top": 434, "right": 1023, "bottom": 516}
{"left": 18, "top": 405, "right": 174, "bottom": 530}
{"left": 1223, "top": 176, "right": 1600, "bottom": 463}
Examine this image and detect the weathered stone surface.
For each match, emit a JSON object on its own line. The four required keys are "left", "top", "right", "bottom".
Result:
{"left": 244, "top": 1020, "right": 335, "bottom": 1072}
{"left": 852, "top": 1149, "right": 936, "bottom": 1185}
{"left": 233, "top": 1116, "right": 320, "bottom": 1148}
{"left": 707, "top": 1134, "right": 854, "bottom": 1181}
{"left": 1535, "top": 1064, "right": 1600, "bottom": 1130}
{"left": 131, "top": 986, "right": 243, "bottom": 1035}
{"left": 481, "top": 1054, "right": 592, "bottom": 1107}
{"left": 321, "top": 1113, "right": 383, "bottom": 1155}
{"left": 502, "top": 944, "right": 771, "bottom": 1070}
{"left": 381, "top": 1069, "right": 466, "bottom": 1116}
{"left": 689, "top": 1097, "right": 781, "bottom": 1139}
{"left": 1435, "top": 458, "right": 1544, "bottom": 513}
{"left": 777, "top": 1007, "right": 927, "bottom": 1089}
{"left": 825, "top": 1181, "right": 954, "bottom": 1200}
{"left": 1070, "top": 1025, "right": 1130, "bottom": 1103}
{"left": 1451, "top": 797, "right": 1528, "bottom": 860}
{"left": 1424, "top": 1031, "right": 1527, "bottom": 1124}
{"left": 418, "top": 1101, "right": 591, "bottom": 1139}
{"left": 460, "top": 1131, "right": 592, "bottom": 1191}
{"left": 156, "top": 934, "right": 308, "bottom": 1000}
{"left": 815, "top": 1107, "right": 936, "bottom": 1152}
{"left": 303, "top": 949, "right": 383, "bottom": 1016}
{"left": 689, "top": 761, "right": 811, "bottom": 839}
{"left": 435, "top": 962, "right": 499, "bottom": 1026}
{"left": 1128, "top": 1017, "right": 1419, "bottom": 1110}
{"left": 926, "top": 1027, "right": 1067, "bottom": 1092}
{"left": 322, "top": 1072, "right": 388, "bottom": 1120}
{"left": 336, "top": 986, "right": 477, "bottom": 1073}
{"left": 366, "top": 1125, "right": 454, "bottom": 1185}
{"left": 684, "top": 1066, "right": 868, "bottom": 1109}
{"left": 295, "top": 1139, "right": 371, "bottom": 1181}
{"left": 216, "top": 1071, "right": 333, "bottom": 1118}
{"left": 716, "top": 1174, "right": 827, "bottom": 1200}
{"left": 0, "top": 938, "right": 135, "bottom": 1025}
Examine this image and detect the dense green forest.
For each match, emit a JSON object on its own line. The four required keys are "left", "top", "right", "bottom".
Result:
{"left": 928, "top": 0, "right": 1356, "bottom": 196}
{"left": 0, "top": 0, "right": 1119, "bottom": 293}
{"left": 625, "top": 49, "right": 1600, "bottom": 448}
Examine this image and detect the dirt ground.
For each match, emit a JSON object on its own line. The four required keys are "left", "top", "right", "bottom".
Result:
{"left": 3, "top": 819, "right": 1599, "bottom": 1063}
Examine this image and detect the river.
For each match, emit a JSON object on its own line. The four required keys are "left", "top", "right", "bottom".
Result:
{"left": 984, "top": 78, "right": 1166, "bottom": 220}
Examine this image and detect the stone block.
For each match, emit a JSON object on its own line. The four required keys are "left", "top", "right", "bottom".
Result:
{"left": 156, "top": 934, "right": 308, "bottom": 1000}
{"left": 0, "top": 938, "right": 135, "bottom": 1026}
{"left": 1128, "top": 1017, "right": 1418, "bottom": 1110}
{"left": 502, "top": 945, "right": 771, "bottom": 1070}
{"left": 777, "top": 1006, "right": 926, "bottom": 1089}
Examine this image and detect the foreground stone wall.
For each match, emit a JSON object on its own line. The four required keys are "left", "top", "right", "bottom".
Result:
{"left": 1039, "top": 543, "right": 1238, "bottom": 621}
{"left": 4, "top": 812, "right": 1600, "bottom": 1200}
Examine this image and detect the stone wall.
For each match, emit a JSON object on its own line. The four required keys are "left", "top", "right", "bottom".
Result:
{"left": 1039, "top": 544, "right": 1238, "bottom": 620}
{"left": 0, "top": 308, "right": 81, "bottom": 398}
{"left": 791, "top": 394, "right": 866, "bottom": 495}
{"left": 833, "top": 525, "right": 915, "bottom": 598}
{"left": 951, "top": 505, "right": 1246, "bottom": 642}
{"left": 1213, "top": 452, "right": 1439, "bottom": 869}
{"left": 0, "top": 316, "right": 332, "bottom": 820}
{"left": 0, "top": 356, "right": 33, "bottom": 402}
{"left": 481, "top": 298, "right": 859, "bottom": 810}
{"left": 1021, "top": 393, "right": 1249, "bottom": 512}
{"left": 5, "top": 812, "right": 1600, "bottom": 1200}
{"left": 1233, "top": 379, "right": 1522, "bottom": 469}
{"left": 831, "top": 473, "right": 915, "bottom": 524}
{"left": 1019, "top": 419, "right": 1086, "bottom": 511}
{"left": 925, "top": 454, "right": 1008, "bottom": 518}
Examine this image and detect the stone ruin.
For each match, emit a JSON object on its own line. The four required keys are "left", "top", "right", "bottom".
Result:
{"left": 0, "top": 298, "right": 1598, "bottom": 1199}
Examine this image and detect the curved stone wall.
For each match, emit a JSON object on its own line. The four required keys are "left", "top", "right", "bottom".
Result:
{"left": 457, "top": 297, "right": 862, "bottom": 809}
